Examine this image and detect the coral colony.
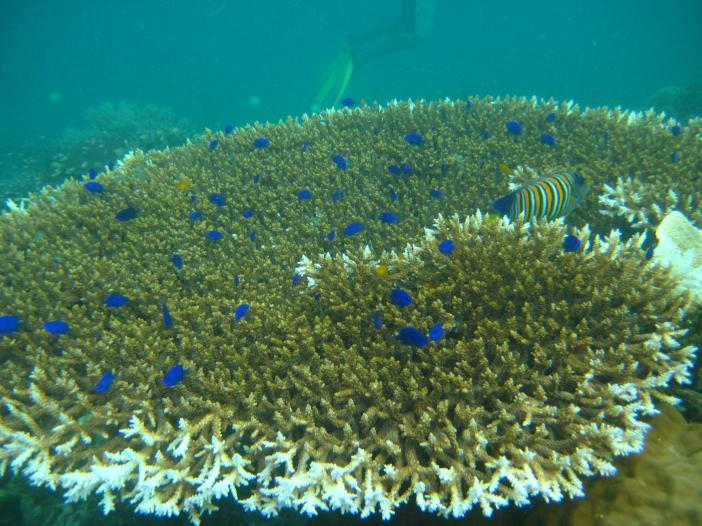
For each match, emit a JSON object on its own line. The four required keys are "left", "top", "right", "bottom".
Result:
{"left": 0, "top": 97, "right": 699, "bottom": 524}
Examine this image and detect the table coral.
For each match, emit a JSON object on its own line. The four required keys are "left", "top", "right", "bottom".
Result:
{"left": 0, "top": 98, "right": 698, "bottom": 524}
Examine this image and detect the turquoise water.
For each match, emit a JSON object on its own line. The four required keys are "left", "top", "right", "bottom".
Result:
{"left": 0, "top": 2, "right": 701, "bottom": 525}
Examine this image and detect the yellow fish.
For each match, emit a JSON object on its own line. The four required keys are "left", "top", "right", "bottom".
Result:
{"left": 176, "top": 178, "right": 190, "bottom": 191}
{"left": 499, "top": 163, "right": 513, "bottom": 175}
{"left": 374, "top": 264, "right": 389, "bottom": 278}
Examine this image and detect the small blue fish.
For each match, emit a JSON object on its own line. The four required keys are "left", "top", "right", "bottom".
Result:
{"left": 331, "top": 190, "right": 344, "bottom": 203}
{"left": 190, "top": 194, "right": 197, "bottom": 202}
{"left": 429, "top": 322, "right": 444, "bottom": 342}
{"left": 234, "top": 274, "right": 240, "bottom": 286}
{"left": 250, "top": 230, "right": 256, "bottom": 242}
{"left": 388, "top": 164, "right": 401, "bottom": 175}
{"left": 505, "top": 120, "right": 523, "bottom": 135}
{"left": 438, "top": 239, "right": 454, "bottom": 255}
{"left": 389, "top": 189, "right": 398, "bottom": 201}
{"left": 397, "top": 326, "right": 429, "bottom": 348}
{"left": 224, "top": 124, "right": 234, "bottom": 134}
{"left": 332, "top": 154, "right": 347, "bottom": 169}
{"left": 400, "top": 162, "right": 413, "bottom": 174}
{"left": 372, "top": 311, "right": 382, "bottom": 330}
{"left": 107, "top": 161, "right": 115, "bottom": 171}
{"left": 645, "top": 246, "right": 655, "bottom": 260}
{"left": 104, "top": 294, "right": 129, "bottom": 307}
{"left": 671, "top": 125, "right": 682, "bottom": 136}
{"left": 94, "top": 371, "right": 114, "bottom": 394}
{"left": 242, "top": 209, "right": 254, "bottom": 218}
{"left": 327, "top": 230, "right": 336, "bottom": 240}
{"left": 541, "top": 133, "right": 556, "bottom": 146}
{"left": 209, "top": 193, "right": 226, "bottom": 206}
{"left": 671, "top": 151, "right": 679, "bottom": 163}
{"left": 430, "top": 188, "right": 442, "bottom": 198}
{"left": 292, "top": 273, "right": 301, "bottom": 286}
{"left": 115, "top": 207, "right": 138, "bottom": 222}
{"left": 83, "top": 181, "right": 103, "bottom": 193}
{"left": 43, "top": 320, "right": 69, "bottom": 335}
{"left": 252, "top": 174, "right": 261, "bottom": 183}
{"left": 546, "top": 112, "right": 557, "bottom": 122}
{"left": 480, "top": 130, "right": 491, "bottom": 140}
{"left": 189, "top": 210, "right": 203, "bottom": 221}
{"left": 297, "top": 188, "right": 312, "bottom": 199}
{"left": 404, "top": 132, "right": 424, "bottom": 146}
{"left": 206, "top": 230, "right": 223, "bottom": 241}
{"left": 379, "top": 212, "right": 399, "bottom": 224}
{"left": 235, "top": 303, "right": 250, "bottom": 322}
{"left": 161, "top": 303, "right": 173, "bottom": 329}
{"left": 343, "top": 222, "right": 363, "bottom": 236}
{"left": 209, "top": 139, "right": 219, "bottom": 151}
{"left": 170, "top": 254, "right": 183, "bottom": 270}
{"left": 253, "top": 137, "right": 270, "bottom": 148}
{"left": 0, "top": 315, "right": 20, "bottom": 333}
{"left": 563, "top": 235, "right": 581, "bottom": 253}
{"left": 163, "top": 364, "right": 185, "bottom": 387}
{"left": 88, "top": 168, "right": 98, "bottom": 179}
{"left": 302, "top": 141, "right": 310, "bottom": 152}
{"left": 390, "top": 288, "right": 413, "bottom": 307}
{"left": 341, "top": 97, "right": 355, "bottom": 107}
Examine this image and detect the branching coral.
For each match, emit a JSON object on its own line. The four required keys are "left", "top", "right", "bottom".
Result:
{"left": 0, "top": 97, "right": 699, "bottom": 523}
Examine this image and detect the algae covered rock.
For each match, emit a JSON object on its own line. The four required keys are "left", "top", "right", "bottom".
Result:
{"left": 0, "top": 98, "right": 698, "bottom": 523}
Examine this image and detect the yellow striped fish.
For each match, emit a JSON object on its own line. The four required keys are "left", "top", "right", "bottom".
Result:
{"left": 492, "top": 171, "right": 589, "bottom": 221}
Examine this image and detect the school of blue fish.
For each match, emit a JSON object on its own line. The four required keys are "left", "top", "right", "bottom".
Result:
{"left": 2, "top": 110, "right": 670, "bottom": 397}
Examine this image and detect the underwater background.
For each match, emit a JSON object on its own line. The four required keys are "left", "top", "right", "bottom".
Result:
{"left": 1, "top": 1, "right": 701, "bottom": 526}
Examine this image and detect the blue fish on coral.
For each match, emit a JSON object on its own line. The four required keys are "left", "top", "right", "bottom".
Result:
{"left": 670, "top": 125, "right": 682, "bottom": 136}
{"left": 43, "top": 320, "right": 69, "bottom": 335}
{"left": 429, "top": 322, "right": 445, "bottom": 342}
{"left": 88, "top": 168, "right": 98, "bottom": 179}
{"left": 0, "top": 315, "right": 20, "bottom": 334}
{"left": 331, "top": 190, "right": 344, "bottom": 203}
{"left": 170, "top": 254, "right": 183, "bottom": 270}
{"left": 546, "top": 112, "right": 557, "bottom": 122}
{"left": 206, "top": 230, "right": 223, "bottom": 241}
{"left": 250, "top": 230, "right": 257, "bottom": 242}
{"left": 163, "top": 364, "right": 185, "bottom": 387}
{"left": 505, "top": 120, "right": 523, "bottom": 135}
{"left": 563, "top": 234, "right": 582, "bottom": 253}
{"left": 241, "top": 209, "right": 254, "bottom": 218}
{"left": 224, "top": 124, "right": 234, "bottom": 134}
{"left": 292, "top": 273, "right": 301, "bottom": 287}
{"left": 297, "top": 188, "right": 312, "bottom": 199}
{"left": 389, "top": 189, "right": 398, "bottom": 201}
{"left": 404, "top": 132, "right": 424, "bottom": 146}
{"left": 253, "top": 137, "right": 270, "bottom": 148}
{"left": 234, "top": 303, "right": 250, "bottom": 322}
{"left": 234, "top": 274, "right": 240, "bottom": 286}
{"left": 332, "top": 154, "right": 347, "bottom": 169}
{"left": 400, "top": 163, "right": 413, "bottom": 174}
{"left": 104, "top": 294, "right": 129, "bottom": 307}
{"left": 161, "top": 303, "right": 173, "bottom": 329}
{"left": 492, "top": 171, "right": 589, "bottom": 222}
{"left": 209, "top": 139, "right": 219, "bottom": 151}
{"left": 327, "top": 230, "right": 336, "bottom": 240}
{"left": 430, "top": 188, "right": 442, "bottom": 198}
{"left": 379, "top": 212, "right": 399, "bottom": 224}
{"left": 438, "top": 239, "right": 454, "bottom": 255}
{"left": 94, "top": 371, "right": 114, "bottom": 394}
{"left": 341, "top": 97, "right": 355, "bottom": 107}
{"left": 397, "top": 326, "right": 429, "bottom": 348}
{"left": 209, "top": 193, "right": 226, "bottom": 206}
{"left": 387, "top": 164, "right": 401, "bottom": 175}
{"left": 83, "top": 181, "right": 104, "bottom": 193}
{"left": 343, "top": 222, "right": 363, "bottom": 236}
{"left": 372, "top": 312, "right": 382, "bottom": 330}
{"left": 115, "top": 207, "right": 138, "bottom": 222}
{"left": 671, "top": 151, "right": 680, "bottom": 163}
{"left": 390, "top": 288, "right": 413, "bottom": 307}
{"left": 541, "top": 133, "right": 556, "bottom": 146}
{"left": 645, "top": 246, "right": 655, "bottom": 260}
{"left": 189, "top": 210, "right": 203, "bottom": 221}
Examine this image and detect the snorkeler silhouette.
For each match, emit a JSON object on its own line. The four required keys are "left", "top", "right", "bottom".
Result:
{"left": 311, "top": 0, "right": 437, "bottom": 111}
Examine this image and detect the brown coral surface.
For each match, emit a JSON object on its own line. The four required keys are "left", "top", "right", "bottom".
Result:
{"left": 0, "top": 98, "right": 698, "bottom": 523}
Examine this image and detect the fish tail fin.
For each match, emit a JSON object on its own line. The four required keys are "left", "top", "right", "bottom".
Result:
{"left": 492, "top": 191, "right": 514, "bottom": 218}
